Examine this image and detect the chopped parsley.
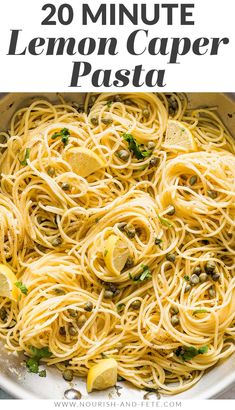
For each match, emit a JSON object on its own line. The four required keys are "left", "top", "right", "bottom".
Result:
{"left": 184, "top": 275, "right": 190, "bottom": 282}
{"left": 19, "top": 148, "right": 30, "bottom": 166}
{"left": 129, "top": 265, "right": 152, "bottom": 282}
{"left": 26, "top": 358, "right": 39, "bottom": 374}
{"left": 107, "top": 101, "right": 112, "bottom": 108}
{"left": 26, "top": 346, "right": 52, "bottom": 377}
{"left": 30, "top": 346, "right": 53, "bottom": 359}
{"left": 157, "top": 214, "right": 172, "bottom": 228}
{"left": 26, "top": 346, "right": 52, "bottom": 376}
{"left": 123, "top": 133, "right": 151, "bottom": 160}
{"left": 104, "top": 249, "right": 108, "bottom": 257}
{"left": 15, "top": 281, "right": 28, "bottom": 295}
{"left": 51, "top": 128, "right": 70, "bottom": 146}
{"left": 193, "top": 309, "right": 208, "bottom": 316}
{"left": 175, "top": 345, "right": 208, "bottom": 361}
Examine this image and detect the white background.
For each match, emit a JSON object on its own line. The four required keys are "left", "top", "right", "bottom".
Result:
{"left": 0, "top": 0, "right": 234, "bottom": 91}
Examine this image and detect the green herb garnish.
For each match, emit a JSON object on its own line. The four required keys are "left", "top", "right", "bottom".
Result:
{"left": 175, "top": 345, "right": 208, "bottom": 361}
{"left": 19, "top": 148, "right": 30, "bottom": 166}
{"left": 157, "top": 214, "right": 172, "bottom": 228}
{"left": 129, "top": 265, "right": 152, "bottom": 283}
{"left": 26, "top": 346, "right": 52, "bottom": 376}
{"left": 51, "top": 128, "right": 70, "bottom": 146}
{"left": 29, "top": 346, "right": 52, "bottom": 359}
{"left": 26, "top": 358, "right": 39, "bottom": 373}
{"left": 123, "top": 133, "right": 151, "bottom": 160}
{"left": 15, "top": 281, "right": 28, "bottom": 295}
{"left": 193, "top": 309, "right": 208, "bottom": 316}
{"left": 104, "top": 249, "right": 108, "bottom": 257}
{"left": 107, "top": 101, "right": 112, "bottom": 108}
{"left": 184, "top": 275, "right": 190, "bottom": 282}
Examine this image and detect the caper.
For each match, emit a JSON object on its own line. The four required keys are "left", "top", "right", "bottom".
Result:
{"left": 114, "top": 95, "right": 122, "bottom": 102}
{"left": 124, "top": 257, "right": 134, "bottom": 269}
{"left": 131, "top": 300, "right": 141, "bottom": 310}
{"left": 190, "top": 274, "right": 200, "bottom": 285}
{"left": 170, "top": 306, "right": 179, "bottom": 315}
{"left": 207, "top": 190, "right": 217, "bottom": 199}
{"left": 143, "top": 108, "right": 150, "bottom": 118}
{"left": 84, "top": 301, "right": 93, "bottom": 312}
{"left": 68, "top": 309, "right": 78, "bottom": 318}
{"left": 0, "top": 135, "right": 7, "bottom": 144}
{"left": 149, "top": 156, "right": 160, "bottom": 167}
{"left": 117, "top": 222, "right": 127, "bottom": 231}
{"left": 189, "top": 175, "right": 197, "bottom": 186}
{"left": 77, "top": 314, "right": 87, "bottom": 328}
{"left": 90, "top": 117, "right": 98, "bottom": 126}
{"left": 212, "top": 273, "right": 220, "bottom": 282}
{"left": 199, "top": 273, "right": 208, "bottom": 283}
{"left": 124, "top": 224, "right": 136, "bottom": 239}
{"left": 63, "top": 369, "right": 74, "bottom": 382}
{"left": 59, "top": 326, "right": 66, "bottom": 336}
{"left": 68, "top": 326, "right": 78, "bottom": 336}
{"left": 184, "top": 284, "right": 191, "bottom": 293}
{"left": 117, "top": 375, "right": 125, "bottom": 382}
{"left": 47, "top": 166, "right": 55, "bottom": 176}
{"left": 101, "top": 118, "right": 113, "bottom": 125}
{"left": 117, "top": 150, "right": 130, "bottom": 161}
{"left": 61, "top": 183, "right": 71, "bottom": 191}
{"left": 166, "top": 205, "right": 175, "bottom": 216}
{"left": 51, "top": 237, "right": 62, "bottom": 247}
{"left": 205, "top": 261, "right": 216, "bottom": 275}
{"left": 104, "top": 290, "right": 114, "bottom": 299}
{"left": 193, "top": 267, "right": 201, "bottom": 276}
{"left": 208, "top": 288, "right": 216, "bottom": 298}
{"left": 147, "top": 141, "right": 155, "bottom": 151}
{"left": 166, "top": 253, "right": 176, "bottom": 263}
{"left": 0, "top": 307, "right": 7, "bottom": 322}
{"left": 171, "top": 315, "right": 179, "bottom": 326}
{"left": 108, "top": 283, "right": 119, "bottom": 295}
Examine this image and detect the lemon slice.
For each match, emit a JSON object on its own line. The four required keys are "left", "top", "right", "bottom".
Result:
{"left": 163, "top": 120, "right": 196, "bottom": 152}
{"left": 64, "top": 147, "right": 105, "bottom": 178}
{"left": 0, "top": 264, "right": 18, "bottom": 301}
{"left": 104, "top": 235, "right": 129, "bottom": 276}
{"left": 87, "top": 359, "right": 118, "bottom": 393}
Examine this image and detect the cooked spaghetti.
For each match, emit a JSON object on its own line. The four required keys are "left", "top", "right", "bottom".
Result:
{"left": 0, "top": 92, "right": 235, "bottom": 395}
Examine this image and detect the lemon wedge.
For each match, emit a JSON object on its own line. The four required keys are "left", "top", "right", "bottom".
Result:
{"left": 163, "top": 120, "right": 196, "bottom": 152}
{"left": 64, "top": 147, "right": 105, "bottom": 178}
{"left": 0, "top": 264, "right": 18, "bottom": 301}
{"left": 104, "top": 235, "right": 129, "bottom": 276}
{"left": 87, "top": 359, "right": 118, "bottom": 393}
